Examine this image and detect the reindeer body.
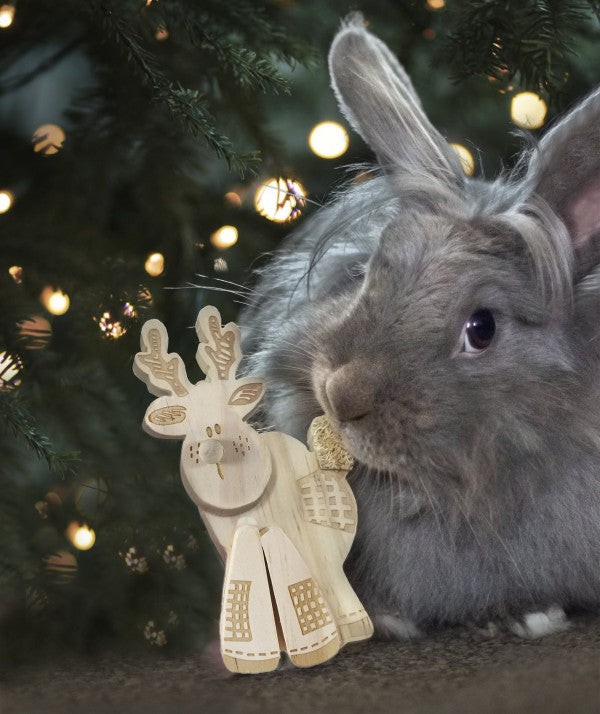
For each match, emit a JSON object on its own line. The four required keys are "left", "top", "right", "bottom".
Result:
{"left": 133, "top": 306, "right": 372, "bottom": 673}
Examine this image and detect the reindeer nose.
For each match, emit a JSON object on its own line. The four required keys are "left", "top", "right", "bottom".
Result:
{"left": 325, "top": 361, "right": 375, "bottom": 423}
{"left": 198, "top": 439, "right": 224, "bottom": 464}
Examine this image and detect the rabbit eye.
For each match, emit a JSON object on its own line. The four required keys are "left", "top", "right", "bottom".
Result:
{"left": 462, "top": 309, "right": 496, "bottom": 353}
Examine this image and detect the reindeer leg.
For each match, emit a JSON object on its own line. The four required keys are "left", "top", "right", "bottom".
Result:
{"left": 260, "top": 526, "right": 340, "bottom": 668}
{"left": 220, "top": 524, "right": 280, "bottom": 674}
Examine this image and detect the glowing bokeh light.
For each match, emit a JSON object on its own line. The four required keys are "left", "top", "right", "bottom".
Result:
{"left": 427, "top": 0, "right": 445, "bottom": 9}
{"left": 449, "top": 143, "right": 475, "bottom": 177}
{"left": 224, "top": 190, "right": 242, "bottom": 207}
{"left": 210, "top": 225, "right": 238, "bottom": 249}
{"left": 0, "top": 191, "right": 13, "bottom": 213}
{"left": 511, "top": 92, "right": 547, "bottom": 129}
{"left": 0, "top": 4, "right": 15, "bottom": 28}
{"left": 66, "top": 522, "right": 96, "bottom": 551}
{"left": 145, "top": 252, "right": 164, "bottom": 276}
{"left": 9, "top": 265, "right": 22, "bottom": 283}
{"left": 309, "top": 121, "right": 349, "bottom": 159}
{"left": 254, "top": 178, "right": 306, "bottom": 223}
{"left": 40, "top": 287, "right": 70, "bottom": 315}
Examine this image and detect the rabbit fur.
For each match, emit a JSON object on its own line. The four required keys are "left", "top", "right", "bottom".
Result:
{"left": 239, "top": 16, "right": 600, "bottom": 635}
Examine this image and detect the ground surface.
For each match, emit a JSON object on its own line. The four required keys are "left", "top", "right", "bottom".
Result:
{"left": 2, "top": 615, "right": 599, "bottom": 714}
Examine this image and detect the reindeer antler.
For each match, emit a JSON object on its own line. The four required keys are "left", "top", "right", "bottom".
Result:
{"left": 195, "top": 306, "right": 242, "bottom": 382}
{"left": 133, "top": 320, "right": 191, "bottom": 397}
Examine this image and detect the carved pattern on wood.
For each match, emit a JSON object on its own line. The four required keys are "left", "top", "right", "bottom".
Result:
{"left": 223, "top": 580, "right": 253, "bottom": 642}
{"left": 288, "top": 578, "right": 333, "bottom": 635}
{"left": 298, "top": 471, "right": 356, "bottom": 532}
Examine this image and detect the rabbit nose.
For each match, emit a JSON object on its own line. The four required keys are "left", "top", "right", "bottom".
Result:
{"left": 325, "top": 361, "right": 375, "bottom": 422}
{"left": 198, "top": 439, "right": 224, "bottom": 464}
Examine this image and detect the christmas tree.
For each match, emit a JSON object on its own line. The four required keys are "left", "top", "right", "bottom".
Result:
{"left": 1, "top": 0, "right": 599, "bottom": 665}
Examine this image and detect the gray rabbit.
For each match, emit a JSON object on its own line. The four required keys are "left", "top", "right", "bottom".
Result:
{"left": 239, "top": 16, "right": 600, "bottom": 637}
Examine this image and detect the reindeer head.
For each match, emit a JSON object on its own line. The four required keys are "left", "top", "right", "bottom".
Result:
{"left": 133, "top": 306, "right": 272, "bottom": 512}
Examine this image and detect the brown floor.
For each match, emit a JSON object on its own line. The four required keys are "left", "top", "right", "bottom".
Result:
{"left": 2, "top": 615, "right": 599, "bottom": 714}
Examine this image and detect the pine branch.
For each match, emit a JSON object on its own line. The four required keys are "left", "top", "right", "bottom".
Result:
{"left": 0, "top": 392, "right": 79, "bottom": 478}
{"left": 437, "top": 0, "right": 600, "bottom": 94}
{"left": 97, "top": 4, "right": 260, "bottom": 175}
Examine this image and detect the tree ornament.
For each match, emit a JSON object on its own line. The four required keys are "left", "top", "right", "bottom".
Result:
{"left": 144, "top": 620, "right": 167, "bottom": 646}
{"left": 254, "top": 178, "right": 305, "bottom": 222}
{"left": 0, "top": 350, "right": 22, "bottom": 390}
{"left": 133, "top": 305, "right": 373, "bottom": 674}
{"left": 122, "top": 546, "right": 148, "bottom": 574}
{"left": 17, "top": 316, "right": 52, "bottom": 350}
{"left": 94, "top": 292, "right": 144, "bottom": 339}
{"left": 32, "top": 124, "right": 65, "bottom": 155}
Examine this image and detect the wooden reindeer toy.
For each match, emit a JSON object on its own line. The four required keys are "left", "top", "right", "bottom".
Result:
{"left": 133, "top": 306, "right": 373, "bottom": 673}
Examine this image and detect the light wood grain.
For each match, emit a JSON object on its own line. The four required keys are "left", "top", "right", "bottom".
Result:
{"left": 133, "top": 306, "right": 373, "bottom": 674}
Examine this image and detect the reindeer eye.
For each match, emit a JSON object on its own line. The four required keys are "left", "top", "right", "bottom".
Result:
{"left": 206, "top": 426, "right": 213, "bottom": 437}
{"left": 462, "top": 309, "right": 496, "bottom": 353}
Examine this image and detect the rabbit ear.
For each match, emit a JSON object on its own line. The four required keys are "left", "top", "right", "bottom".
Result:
{"left": 328, "top": 16, "right": 463, "bottom": 185}
{"left": 526, "top": 87, "right": 600, "bottom": 265}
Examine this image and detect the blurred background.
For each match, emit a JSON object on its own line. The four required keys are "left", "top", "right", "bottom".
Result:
{"left": 1, "top": 0, "right": 599, "bottom": 665}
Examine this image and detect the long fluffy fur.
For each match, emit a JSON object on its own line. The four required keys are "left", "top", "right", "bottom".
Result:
{"left": 239, "top": 18, "right": 600, "bottom": 632}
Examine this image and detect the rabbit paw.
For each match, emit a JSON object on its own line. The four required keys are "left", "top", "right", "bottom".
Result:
{"left": 509, "top": 606, "right": 570, "bottom": 638}
{"left": 373, "top": 613, "right": 423, "bottom": 639}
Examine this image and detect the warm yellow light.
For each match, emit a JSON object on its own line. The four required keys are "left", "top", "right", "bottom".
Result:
{"left": 427, "top": 0, "right": 445, "bottom": 9}
{"left": 309, "top": 121, "right": 349, "bottom": 159}
{"left": 32, "top": 124, "right": 66, "bottom": 155}
{"left": 0, "top": 4, "right": 15, "bottom": 28}
{"left": 66, "top": 522, "right": 96, "bottom": 551}
{"left": 0, "top": 191, "right": 13, "bottom": 213}
{"left": 9, "top": 265, "right": 22, "bottom": 283}
{"left": 254, "top": 178, "right": 306, "bottom": 222}
{"left": 40, "top": 287, "right": 71, "bottom": 315}
{"left": 210, "top": 225, "right": 238, "bottom": 249}
{"left": 40, "top": 287, "right": 70, "bottom": 315}
{"left": 145, "top": 252, "right": 164, "bottom": 276}
{"left": 449, "top": 143, "right": 475, "bottom": 177}
{"left": 511, "top": 92, "right": 547, "bottom": 129}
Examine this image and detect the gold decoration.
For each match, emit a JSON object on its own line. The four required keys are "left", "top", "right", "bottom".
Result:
{"left": 0, "top": 350, "right": 22, "bottom": 390}
{"left": 32, "top": 124, "right": 65, "bottom": 155}
{"left": 17, "top": 315, "right": 52, "bottom": 350}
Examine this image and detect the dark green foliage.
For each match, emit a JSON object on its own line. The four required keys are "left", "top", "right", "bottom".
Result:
{"left": 0, "top": 0, "right": 599, "bottom": 666}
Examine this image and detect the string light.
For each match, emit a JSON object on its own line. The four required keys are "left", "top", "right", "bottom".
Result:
{"left": 66, "top": 522, "right": 96, "bottom": 551}
{"left": 254, "top": 178, "right": 306, "bottom": 222}
{"left": 309, "top": 121, "right": 349, "bottom": 159}
{"left": 8, "top": 265, "right": 22, "bottom": 283}
{"left": 213, "top": 257, "right": 228, "bottom": 272}
{"left": 0, "top": 350, "right": 23, "bottom": 390}
{"left": 210, "top": 225, "right": 238, "bottom": 249}
{"left": 40, "top": 287, "right": 70, "bottom": 315}
{"left": 449, "top": 143, "right": 475, "bottom": 177}
{"left": 145, "top": 252, "right": 164, "bottom": 276}
{"left": 32, "top": 124, "right": 65, "bottom": 155}
{"left": 427, "top": 0, "right": 445, "bottom": 9}
{"left": 0, "top": 4, "right": 15, "bottom": 28}
{"left": 511, "top": 92, "right": 547, "bottom": 129}
{"left": 0, "top": 191, "right": 13, "bottom": 213}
